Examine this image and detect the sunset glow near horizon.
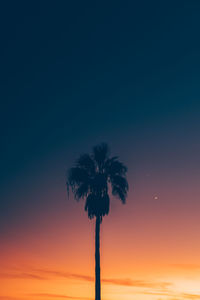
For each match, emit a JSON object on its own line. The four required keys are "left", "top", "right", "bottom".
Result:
{"left": 1, "top": 1, "right": 200, "bottom": 300}
{"left": 1, "top": 154, "right": 200, "bottom": 300}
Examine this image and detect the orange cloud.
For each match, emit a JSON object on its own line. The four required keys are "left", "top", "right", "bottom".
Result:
{"left": 29, "top": 293, "right": 91, "bottom": 300}
{"left": 0, "top": 272, "right": 46, "bottom": 280}
{"left": 133, "top": 290, "right": 200, "bottom": 300}
{"left": 0, "top": 297, "right": 21, "bottom": 300}
{"left": 181, "top": 293, "right": 200, "bottom": 299}
{"left": 32, "top": 269, "right": 93, "bottom": 282}
{"left": 30, "top": 267, "right": 171, "bottom": 289}
{"left": 170, "top": 264, "right": 200, "bottom": 270}
{"left": 101, "top": 277, "right": 170, "bottom": 289}
{"left": 0, "top": 266, "right": 172, "bottom": 290}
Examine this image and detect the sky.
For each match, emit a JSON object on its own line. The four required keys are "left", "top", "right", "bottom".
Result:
{"left": 1, "top": 1, "right": 200, "bottom": 299}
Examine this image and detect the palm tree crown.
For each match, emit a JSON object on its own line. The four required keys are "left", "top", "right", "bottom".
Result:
{"left": 67, "top": 143, "right": 128, "bottom": 220}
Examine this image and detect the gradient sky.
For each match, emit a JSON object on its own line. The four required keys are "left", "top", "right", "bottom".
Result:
{"left": 1, "top": 1, "right": 200, "bottom": 300}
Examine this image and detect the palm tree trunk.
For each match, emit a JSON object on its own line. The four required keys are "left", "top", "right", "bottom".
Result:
{"left": 95, "top": 215, "right": 101, "bottom": 300}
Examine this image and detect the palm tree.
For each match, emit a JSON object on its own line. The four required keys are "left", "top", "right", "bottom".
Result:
{"left": 67, "top": 143, "right": 128, "bottom": 300}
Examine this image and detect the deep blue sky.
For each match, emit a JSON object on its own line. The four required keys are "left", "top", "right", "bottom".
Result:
{"left": 1, "top": 1, "right": 200, "bottom": 233}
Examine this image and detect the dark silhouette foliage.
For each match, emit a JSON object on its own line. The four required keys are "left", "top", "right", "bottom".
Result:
{"left": 67, "top": 143, "right": 128, "bottom": 220}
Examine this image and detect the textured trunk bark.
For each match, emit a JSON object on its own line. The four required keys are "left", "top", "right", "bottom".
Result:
{"left": 95, "top": 215, "right": 101, "bottom": 300}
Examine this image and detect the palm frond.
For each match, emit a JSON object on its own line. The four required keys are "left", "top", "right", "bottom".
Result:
{"left": 110, "top": 175, "right": 129, "bottom": 192}
{"left": 110, "top": 174, "right": 128, "bottom": 204}
{"left": 90, "top": 173, "right": 107, "bottom": 194}
{"left": 85, "top": 193, "right": 96, "bottom": 219}
{"left": 75, "top": 182, "right": 89, "bottom": 200}
{"left": 105, "top": 156, "right": 127, "bottom": 177}
{"left": 85, "top": 193, "right": 110, "bottom": 219}
{"left": 112, "top": 185, "right": 127, "bottom": 203}
{"left": 101, "top": 193, "right": 110, "bottom": 216}
{"left": 93, "top": 143, "right": 109, "bottom": 169}
{"left": 67, "top": 167, "right": 89, "bottom": 192}
{"left": 76, "top": 153, "right": 96, "bottom": 175}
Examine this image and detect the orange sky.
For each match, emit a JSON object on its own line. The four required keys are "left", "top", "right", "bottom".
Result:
{"left": 1, "top": 167, "right": 200, "bottom": 300}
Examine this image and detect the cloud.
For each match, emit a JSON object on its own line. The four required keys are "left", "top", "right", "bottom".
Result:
{"left": 136, "top": 290, "right": 173, "bottom": 296}
{"left": 101, "top": 277, "right": 170, "bottom": 289}
{"left": 0, "top": 272, "right": 46, "bottom": 280}
{"left": 32, "top": 267, "right": 171, "bottom": 289}
{"left": 0, "top": 297, "right": 21, "bottom": 300}
{"left": 170, "top": 263, "right": 200, "bottom": 270}
{"left": 181, "top": 293, "right": 200, "bottom": 299}
{"left": 33, "top": 269, "right": 93, "bottom": 282}
{"left": 29, "top": 293, "right": 91, "bottom": 300}
{"left": 133, "top": 290, "right": 200, "bottom": 300}
{"left": 32, "top": 290, "right": 200, "bottom": 300}
{"left": 0, "top": 266, "right": 171, "bottom": 290}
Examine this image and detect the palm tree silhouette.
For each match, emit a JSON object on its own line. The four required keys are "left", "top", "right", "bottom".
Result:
{"left": 67, "top": 143, "right": 128, "bottom": 300}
